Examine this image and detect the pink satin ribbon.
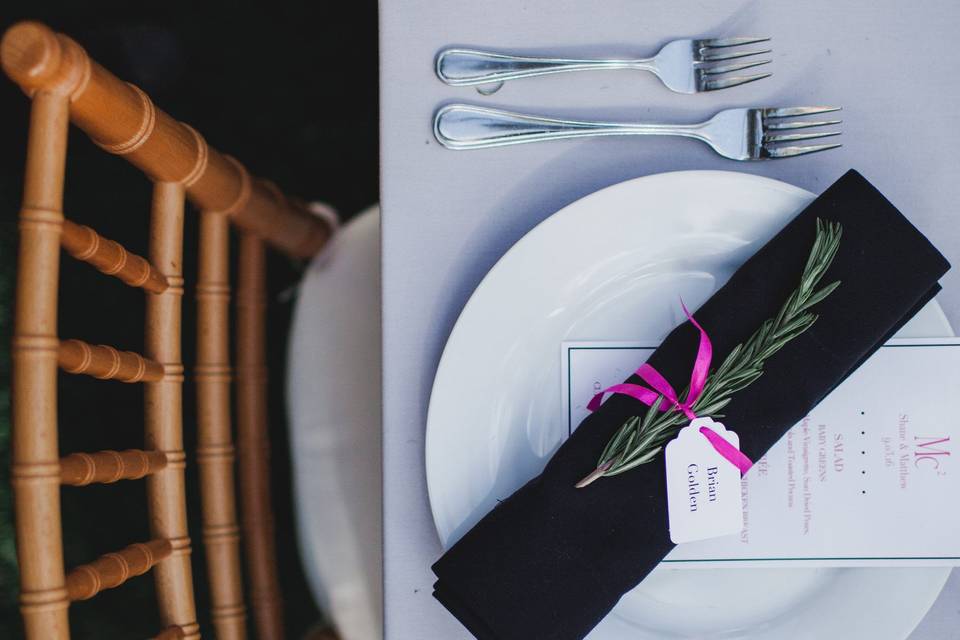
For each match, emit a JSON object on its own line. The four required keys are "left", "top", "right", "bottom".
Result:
{"left": 587, "top": 302, "right": 753, "bottom": 474}
{"left": 697, "top": 426, "right": 752, "bottom": 474}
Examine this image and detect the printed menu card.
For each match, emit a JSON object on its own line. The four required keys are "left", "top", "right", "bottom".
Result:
{"left": 562, "top": 338, "right": 960, "bottom": 567}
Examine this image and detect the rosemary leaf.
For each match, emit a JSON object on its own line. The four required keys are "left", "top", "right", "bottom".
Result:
{"left": 799, "top": 280, "right": 842, "bottom": 312}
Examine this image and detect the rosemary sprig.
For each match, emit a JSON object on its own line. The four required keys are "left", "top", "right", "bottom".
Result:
{"left": 576, "top": 219, "right": 843, "bottom": 488}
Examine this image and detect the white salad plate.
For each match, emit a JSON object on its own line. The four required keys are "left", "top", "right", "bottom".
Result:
{"left": 425, "top": 171, "right": 952, "bottom": 640}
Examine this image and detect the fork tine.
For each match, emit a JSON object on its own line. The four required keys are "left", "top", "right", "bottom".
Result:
{"left": 765, "top": 143, "right": 843, "bottom": 159}
{"left": 763, "top": 106, "right": 842, "bottom": 118}
{"left": 704, "top": 72, "right": 772, "bottom": 91}
{"left": 702, "top": 59, "right": 771, "bottom": 76}
{"left": 701, "top": 48, "right": 772, "bottom": 62}
{"left": 765, "top": 119, "right": 842, "bottom": 131}
{"left": 701, "top": 36, "right": 771, "bottom": 48}
{"left": 764, "top": 131, "right": 842, "bottom": 143}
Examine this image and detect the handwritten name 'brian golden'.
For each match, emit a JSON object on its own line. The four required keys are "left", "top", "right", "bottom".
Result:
{"left": 687, "top": 464, "right": 720, "bottom": 512}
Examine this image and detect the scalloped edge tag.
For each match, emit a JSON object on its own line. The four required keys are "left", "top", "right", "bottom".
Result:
{"left": 665, "top": 417, "right": 744, "bottom": 544}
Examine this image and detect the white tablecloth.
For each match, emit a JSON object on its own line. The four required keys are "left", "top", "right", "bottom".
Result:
{"left": 380, "top": 1, "right": 960, "bottom": 637}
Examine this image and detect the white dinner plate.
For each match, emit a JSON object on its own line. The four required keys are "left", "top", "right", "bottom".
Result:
{"left": 287, "top": 206, "right": 382, "bottom": 640}
{"left": 425, "top": 171, "right": 951, "bottom": 640}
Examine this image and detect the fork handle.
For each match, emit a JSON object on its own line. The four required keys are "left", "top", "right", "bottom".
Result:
{"left": 434, "top": 105, "right": 703, "bottom": 150}
{"left": 436, "top": 48, "right": 651, "bottom": 86}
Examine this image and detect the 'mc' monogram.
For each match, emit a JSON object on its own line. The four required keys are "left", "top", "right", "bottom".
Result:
{"left": 914, "top": 436, "right": 950, "bottom": 471}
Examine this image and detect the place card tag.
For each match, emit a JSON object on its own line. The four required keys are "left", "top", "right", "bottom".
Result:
{"left": 665, "top": 418, "right": 744, "bottom": 544}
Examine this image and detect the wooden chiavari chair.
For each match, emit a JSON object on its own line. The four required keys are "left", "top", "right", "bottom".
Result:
{"left": 3, "top": 21, "right": 333, "bottom": 639}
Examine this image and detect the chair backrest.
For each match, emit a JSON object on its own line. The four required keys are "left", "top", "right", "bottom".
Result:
{"left": 3, "top": 21, "right": 334, "bottom": 639}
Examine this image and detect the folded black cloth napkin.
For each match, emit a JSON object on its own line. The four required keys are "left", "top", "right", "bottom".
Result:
{"left": 431, "top": 170, "right": 951, "bottom": 640}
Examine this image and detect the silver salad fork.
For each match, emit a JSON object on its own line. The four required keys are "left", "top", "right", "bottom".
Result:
{"left": 434, "top": 104, "right": 843, "bottom": 160}
{"left": 436, "top": 37, "right": 773, "bottom": 94}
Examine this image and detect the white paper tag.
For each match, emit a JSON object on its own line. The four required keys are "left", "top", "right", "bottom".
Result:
{"left": 665, "top": 417, "right": 744, "bottom": 544}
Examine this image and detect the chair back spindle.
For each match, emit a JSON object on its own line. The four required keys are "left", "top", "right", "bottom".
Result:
{"left": 60, "top": 218, "right": 170, "bottom": 292}
{"left": 237, "top": 231, "right": 284, "bottom": 640}
{"left": 144, "top": 181, "right": 199, "bottom": 637}
{"left": 196, "top": 207, "right": 247, "bottom": 640}
{"left": 11, "top": 72, "right": 72, "bottom": 640}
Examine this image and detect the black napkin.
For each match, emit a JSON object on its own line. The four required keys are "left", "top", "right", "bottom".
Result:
{"left": 431, "top": 170, "right": 951, "bottom": 640}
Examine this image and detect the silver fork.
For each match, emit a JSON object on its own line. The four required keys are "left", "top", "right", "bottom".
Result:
{"left": 433, "top": 104, "right": 842, "bottom": 160}
{"left": 436, "top": 37, "right": 773, "bottom": 94}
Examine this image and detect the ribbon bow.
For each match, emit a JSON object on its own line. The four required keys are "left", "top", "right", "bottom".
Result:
{"left": 587, "top": 302, "right": 752, "bottom": 474}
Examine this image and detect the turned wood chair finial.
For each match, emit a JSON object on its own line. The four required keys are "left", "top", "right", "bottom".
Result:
{"left": 1, "top": 21, "right": 87, "bottom": 97}
{"left": 4, "top": 20, "right": 338, "bottom": 640}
